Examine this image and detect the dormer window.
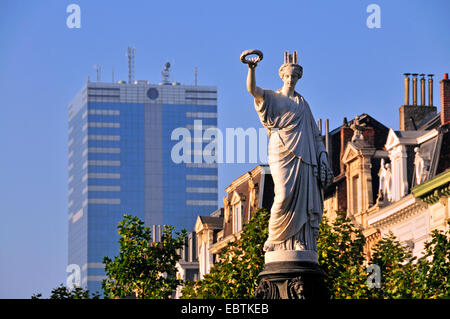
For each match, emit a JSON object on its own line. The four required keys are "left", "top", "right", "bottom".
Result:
{"left": 229, "top": 191, "right": 245, "bottom": 234}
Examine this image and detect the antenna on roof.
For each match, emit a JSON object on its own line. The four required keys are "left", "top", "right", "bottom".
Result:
{"left": 93, "top": 64, "right": 101, "bottom": 82}
{"left": 161, "top": 62, "right": 171, "bottom": 84}
{"left": 127, "top": 46, "right": 135, "bottom": 84}
{"left": 194, "top": 67, "right": 198, "bottom": 86}
{"left": 112, "top": 67, "right": 115, "bottom": 83}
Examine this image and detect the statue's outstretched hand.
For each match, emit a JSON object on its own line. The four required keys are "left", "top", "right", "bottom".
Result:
{"left": 240, "top": 49, "right": 263, "bottom": 69}
{"left": 248, "top": 57, "right": 259, "bottom": 69}
{"left": 319, "top": 152, "right": 333, "bottom": 188}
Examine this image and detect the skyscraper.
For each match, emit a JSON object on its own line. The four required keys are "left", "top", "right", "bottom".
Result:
{"left": 67, "top": 64, "right": 218, "bottom": 293}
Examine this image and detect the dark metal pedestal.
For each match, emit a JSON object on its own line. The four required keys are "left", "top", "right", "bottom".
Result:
{"left": 255, "top": 261, "right": 329, "bottom": 299}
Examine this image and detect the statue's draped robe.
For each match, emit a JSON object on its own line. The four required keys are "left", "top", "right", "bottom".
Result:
{"left": 255, "top": 89, "right": 326, "bottom": 251}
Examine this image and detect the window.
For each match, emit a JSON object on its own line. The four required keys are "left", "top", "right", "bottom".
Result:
{"left": 232, "top": 203, "right": 243, "bottom": 233}
{"left": 352, "top": 175, "right": 359, "bottom": 213}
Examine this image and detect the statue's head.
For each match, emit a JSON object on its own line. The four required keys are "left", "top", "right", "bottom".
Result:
{"left": 279, "top": 51, "right": 303, "bottom": 88}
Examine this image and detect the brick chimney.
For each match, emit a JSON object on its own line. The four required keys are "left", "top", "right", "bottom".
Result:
{"left": 399, "top": 73, "right": 437, "bottom": 130}
{"left": 441, "top": 73, "right": 450, "bottom": 126}
{"left": 361, "top": 126, "right": 375, "bottom": 146}
{"left": 340, "top": 121, "right": 353, "bottom": 172}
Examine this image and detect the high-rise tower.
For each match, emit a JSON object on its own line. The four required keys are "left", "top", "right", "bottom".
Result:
{"left": 67, "top": 60, "right": 218, "bottom": 293}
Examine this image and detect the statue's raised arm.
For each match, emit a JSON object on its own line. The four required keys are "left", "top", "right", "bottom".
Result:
{"left": 241, "top": 49, "right": 264, "bottom": 103}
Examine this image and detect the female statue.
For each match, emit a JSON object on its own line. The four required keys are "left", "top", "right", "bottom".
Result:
{"left": 242, "top": 50, "right": 333, "bottom": 252}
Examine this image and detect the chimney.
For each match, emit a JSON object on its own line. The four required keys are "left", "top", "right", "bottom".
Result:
{"left": 340, "top": 121, "right": 353, "bottom": 172}
{"left": 428, "top": 74, "right": 434, "bottom": 106}
{"left": 325, "top": 119, "right": 332, "bottom": 170}
{"left": 404, "top": 73, "right": 411, "bottom": 105}
{"left": 441, "top": 73, "right": 450, "bottom": 126}
{"left": 420, "top": 74, "right": 425, "bottom": 106}
{"left": 157, "top": 225, "right": 162, "bottom": 241}
{"left": 399, "top": 72, "right": 437, "bottom": 130}
{"left": 412, "top": 73, "right": 418, "bottom": 105}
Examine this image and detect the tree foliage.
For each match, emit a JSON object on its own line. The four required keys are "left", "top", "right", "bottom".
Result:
{"left": 181, "top": 208, "right": 269, "bottom": 299}
{"left": 31, "top": 212, "right": 448, "bottom": 299}
{"left": 317, "top": 211, "right": 369, "bottom": 298}
{"left": 414, "top": 226, "right": 450, "bottom": 298}
{"left": 102, "top": 214, "right": 187, "bottom": 299}
{"left": 369, "top": 224, "right": 450, "bottom": 299}
{"left": 31, "top": 284, "right": 100, "bottom": 299}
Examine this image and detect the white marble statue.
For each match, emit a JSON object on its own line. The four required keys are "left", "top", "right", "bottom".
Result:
{"left": 242, "top": 50, "right": 333, "bottom": 252}
{"left": 414, "top": 147, "right": 428, "bottom": 185}
{"left": 378, "top": 159, "right": 392, "bottom": 202}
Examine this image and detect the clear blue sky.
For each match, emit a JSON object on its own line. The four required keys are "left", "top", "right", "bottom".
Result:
{"left": 0, "top": 0, "right": 448, "bottom": 298}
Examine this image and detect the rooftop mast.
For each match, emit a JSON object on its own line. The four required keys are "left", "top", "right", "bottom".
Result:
{"left": 127, "top": 46, "right": 135, "bottom": 84}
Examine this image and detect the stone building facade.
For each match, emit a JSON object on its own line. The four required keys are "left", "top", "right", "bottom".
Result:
{"left": 195, "top": 165, "right": 274, "bottom": 279}
{"left": 323, "top": 73, "right": 450, "bottom": 259}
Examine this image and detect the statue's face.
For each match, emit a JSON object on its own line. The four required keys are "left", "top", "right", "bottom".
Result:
{"left": 282, "top": 72, "right": 299, "bottom": 89}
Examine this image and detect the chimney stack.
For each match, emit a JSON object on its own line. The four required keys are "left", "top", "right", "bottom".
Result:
{"left": 428, "top": 74, "right": 434, "bottom": 106}
{"left": 404, "top": 73, "right": 411, "bottom": 105}
{"left": 399, "top": 72, "right": 437, "bottom": 130}
{"left": 441, "top": 73, "right": 450, "bottom": 126}
{"left": 412, "top": 73, "right": 418, "bottom": 106}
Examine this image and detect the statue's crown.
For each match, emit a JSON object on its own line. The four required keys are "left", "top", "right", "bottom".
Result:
{"left": 279, "top": 50, "right": 303, "bottom": 79}
{"left": 283, "top": 51, "right": 299, "bottom": 65}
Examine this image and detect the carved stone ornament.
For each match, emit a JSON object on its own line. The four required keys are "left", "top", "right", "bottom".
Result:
{"left": 287, "top": 276, "right": 306, "bottom": 299}
{"left": 255, "top": 279, "right": 280, "bottom": 299}
{"left": 248, "top": 178, "right": 258, "bottom": 212}
{"left": 223, "top": 196, "right": 231, "bottom": 223}
{"left": 254, "top": 271, "right": 328, "bottom": 299}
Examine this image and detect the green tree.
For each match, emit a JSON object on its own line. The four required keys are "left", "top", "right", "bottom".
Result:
{"left": 181, "top": 208, "right": 269, "bottom": 299}
{"left": 412, "top": 224, "right": 450, "bottom": 299}
{"left": 317, "top": 211, "right": 369, "bottom": 299}
{"left": 367, "top": 223, "right": 449, "bottom": 299}
{"left": 31, "top": 284, "right": 100, "bottom": 299}
{"left": 369, "top": 232, "right": 417, "bottom": 298}
{"left": 102, "top": 214, "right": 187, "bottom": 299}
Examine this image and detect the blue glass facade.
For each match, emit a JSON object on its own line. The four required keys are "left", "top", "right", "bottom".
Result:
{"left": 162, "top": 104, "right": 218, "bottom": 230}
{"left": 68, "top": 83, "right": 218, "bottom": 293}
